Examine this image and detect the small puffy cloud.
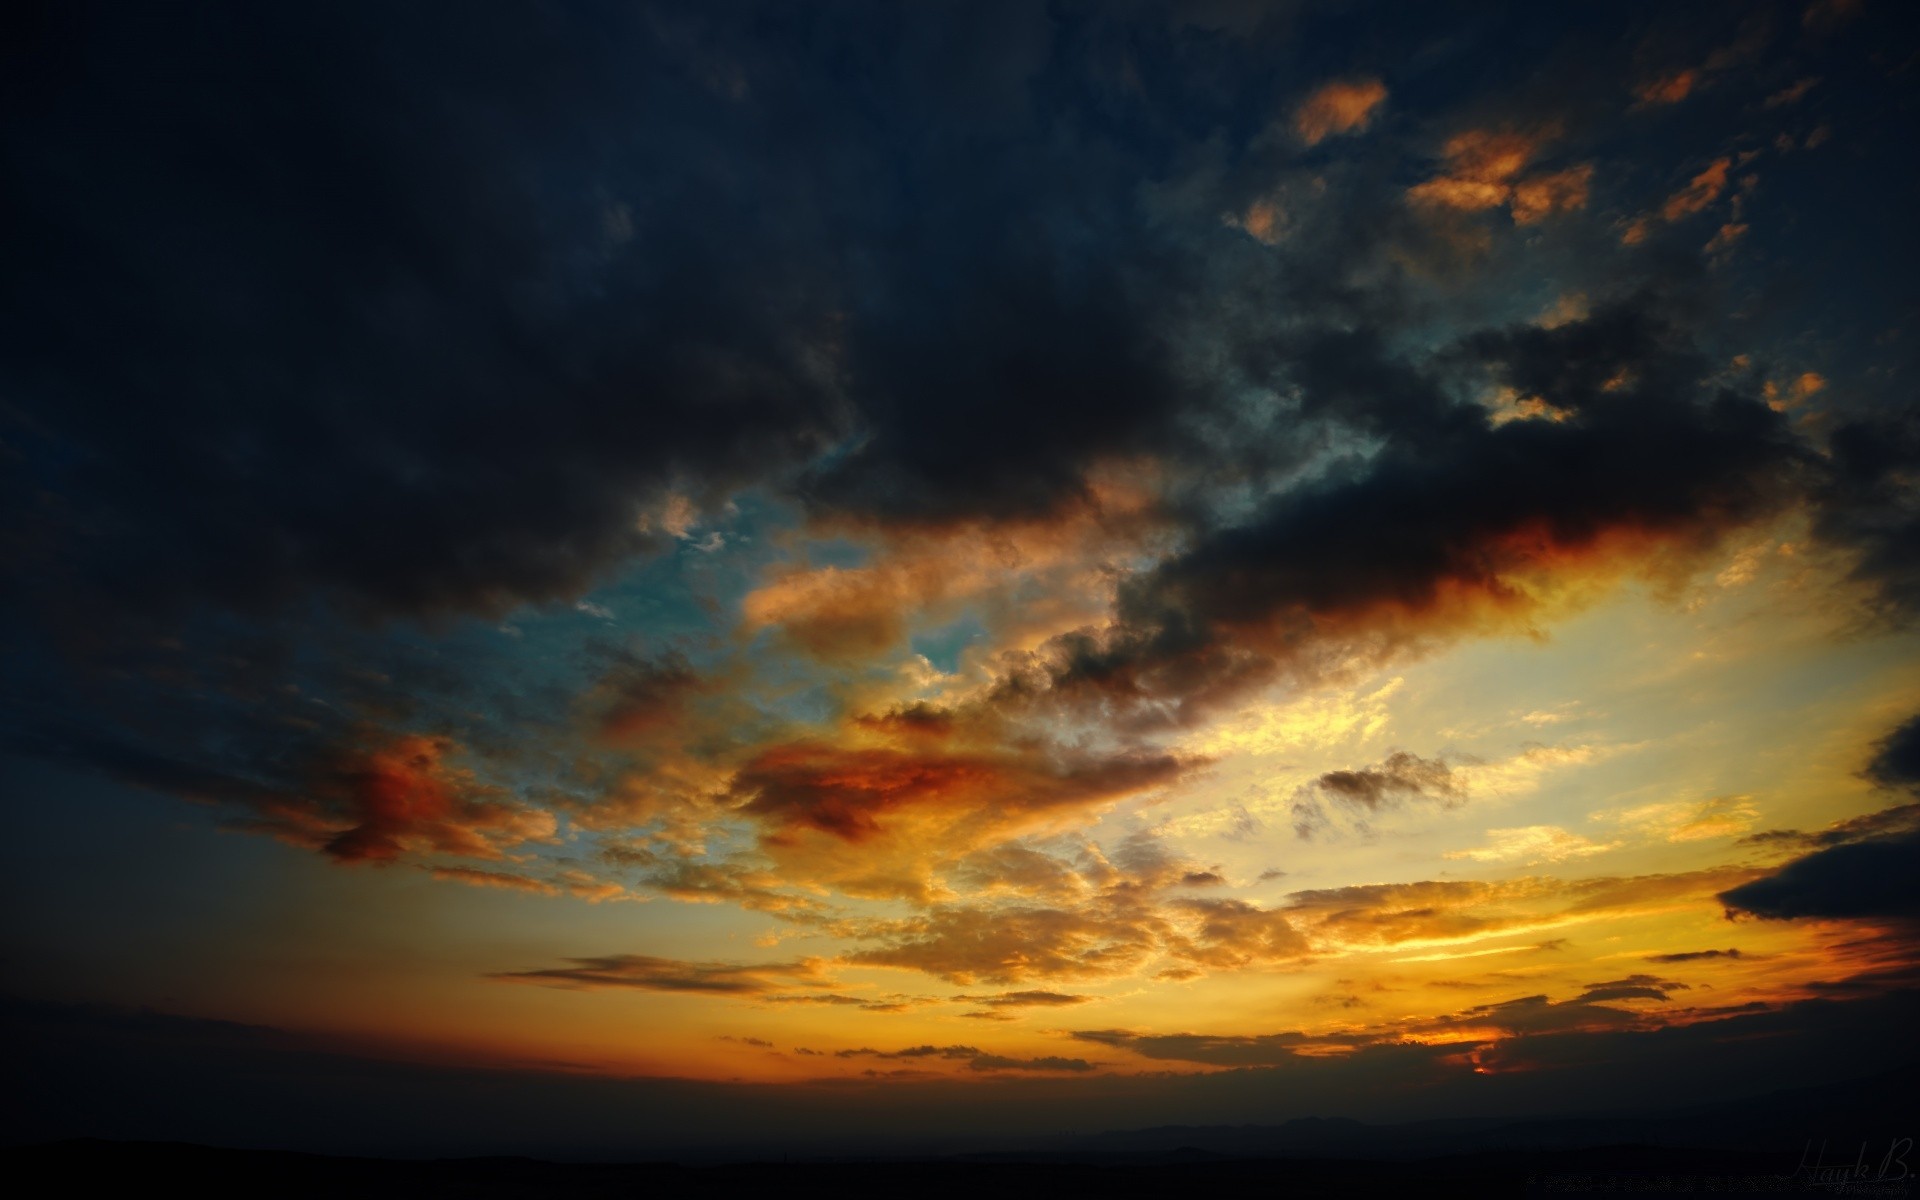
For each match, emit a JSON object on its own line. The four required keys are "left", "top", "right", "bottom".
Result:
{"left": 1293, "top": 77, "right": 1389, "bottom": 145}
{"left": 1407, "top": 128, "right": 1593, "bottom": 225}
{"left": 1662, "top": 157, "right": 1733, "bottom": 222}
{"left": 1623, "top": 158, "right": 1734, "bottom": 244}
{"left": 1315, "top": 751, "right": 1462, "bottom": 811}
{"left": 1764, "top": 77, "right": 1820, "bottom": 108}
{"left": 1509, "top": 164, "right": 1594, "bottom": 225}
{"left": 1634, "top": 69, "right": 1700, "bottom": 107}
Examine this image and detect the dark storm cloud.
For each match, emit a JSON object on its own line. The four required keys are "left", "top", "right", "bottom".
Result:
{"left": 2, "top": 2, "right": 852, "bottom": 629}
{"left": 1720, "top": 712, "right": 1920, "bottom": 922}
{"left": 3, "top": 0, "right": 1914, "bottom": 883}
{"left": 986, "top": 300, "right": 1807, "bottom": 729}
{"left": 4, "top": 1, "right": 1820, "bottom": 639}
{"left": 0, "top": 0, "right": 1354, "bottom": 634}
{"left": 1811, "top": 405, "right": 1920, "bottom": 623}
{"left": 1865, "top": 712, "right": 1920, "bottom": 792}
{"left": 1719, "top": 829, "right": 1920, "bottom": 921}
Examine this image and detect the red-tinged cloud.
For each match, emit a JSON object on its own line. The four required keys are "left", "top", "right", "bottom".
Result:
{"left": 729, "top": 741, "right": 1185, "bottom": 844}
{"left": 229, "top": 734, "right": 556, "bottom": 865}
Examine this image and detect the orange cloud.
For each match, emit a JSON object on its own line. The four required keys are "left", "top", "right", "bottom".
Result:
{"left": 1631, "top": 20, "right": 1772, "bottom": 109}
{"left": 1622, "top": 157, "right": 1736, "bottom": 245}
{"left": 1634, "top": 68, "right": 1699, "bottom": 107}
{"left": 1408, "top": 128, "right": 1591, "bottom": 225}
{"left": 1509, "top": 164, "right": 1594, "bottom": 225}
{"left": 1661, "top": 157, "right": 1733, "bottom": 222}
{"left": 1279, "top": 867, "right": 1760, "bottom": 952}
{"left": 1293, "top": 77, "right": 1389, "bottom": 145}
{"left": 849, "top": 902, "right": 1167, "bottom": 984}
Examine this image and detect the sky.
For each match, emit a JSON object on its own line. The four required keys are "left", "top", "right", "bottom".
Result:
{"left": 3, "top": 0, "right": 1919, "bottom": 1156}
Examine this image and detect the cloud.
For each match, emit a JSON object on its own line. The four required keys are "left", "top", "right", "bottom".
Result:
{"left": 954, "top": 991, "right": 1094, "bottom": 1009}
{"left": 1406, "top": 128, "right": 1592, "bottom": 225}
{"left": 1292, "top": 77, "right": 1389, "bottom": 145}
{"left": 1645, "top": 949, "right": 1742, "bottom": 963}
{"left": 966, "top": 1055, "right": 1096, "bottom": 1073}
{"left": 1812, "top": 407, "right": 1920, "bottom": 620}
{"left": 1629, "top": 19, "right": 1772, "bottom": 110}
{"left": 1600, "top": 794, "right": 1760, "bottom": 843}
{"left": 490, "top": 954, "right": 836, "bottom": 996}
{"left": 1074, "top": 978, "right": 1689, "bottom": 1067}
{"left": 847, "top": 903, "right": 1165, "bottom": 985}
{"left": 835, "top": 1044, "right": 981, "bottom": 1061}
{"left": 1633, "top": 69, "right": 1700, "bottom": 107}
{"left": 1866, "top": 713, "right": 1920, "bottom": 792}
{"left": 1764, "top": 77, "right": 1820, "bottom": 109}
{"left": 1720, "top": 711, "right": 1920, "bottom": 922}
{"left": 237, "top": 734, "right": 556, "bottom": 865}
{"left": 1313, "top": 751, "right": 1462, "bottom": 811}
{"left": 1575, "top": 974, "right": 1687, "bottom": 1004}
{"left": 1621, "top": 158, "right": 1735, "bottom": 244}
{"left": 1445, "top": 825, "right": 1620, "bottom": 865}
{"left": 1281, "top": 867, "right": 1753, "bottom": 951}
{"left": 1719, "top": 830, "right": 1920, "bottom": 921}
{"left": 1661, "top": 158, "right": 1734, "bottom": 223}
{"left": 1165, "top": 898, "right": 1311, "bottom": 968}
{"left": 429, "top": 866, "right": 560, "bottom": 896}
{"left": 1070, "top": 1028, "right": 1321, "bottom": 1067}
{"left": 831, "top": 1044, "right": 1095, "bottom": 1073}
{"left": 729, "top": 741, "right": 1186, "bottom": 844}
{"left": 977, "top": 300, "right": 1803, "bottom": 734}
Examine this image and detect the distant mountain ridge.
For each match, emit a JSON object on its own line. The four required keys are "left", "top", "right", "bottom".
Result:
{"left": 954, "top": 1064, "right": 1916, "bottom": 1163}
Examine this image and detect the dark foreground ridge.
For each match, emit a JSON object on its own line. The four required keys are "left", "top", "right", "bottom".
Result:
{"left": 13, "top": 1068, "right": 1914, "bottom": 1199}
{"left": 6, "top": 1141, "right": 1899, "bottom": 1200}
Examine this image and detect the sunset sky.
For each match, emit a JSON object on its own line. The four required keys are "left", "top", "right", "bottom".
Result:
{"left": 3, "top": 0, "right": 1918, "bottom": 1156}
